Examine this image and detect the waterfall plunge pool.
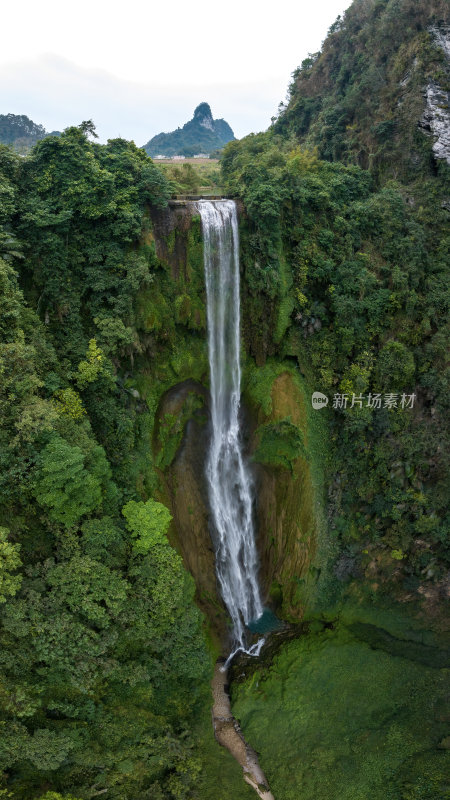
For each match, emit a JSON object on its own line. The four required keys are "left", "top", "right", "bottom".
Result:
{"left": 247, "top": 608, "right": 283, "bottom": 636}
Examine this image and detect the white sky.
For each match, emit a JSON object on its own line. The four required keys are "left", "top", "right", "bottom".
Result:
{"left": 1, "top": 0, "right": 352, "bottom": 143}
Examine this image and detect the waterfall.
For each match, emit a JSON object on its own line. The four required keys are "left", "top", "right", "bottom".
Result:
{"left": 196, "top": 199, "right": 264, "bottom": 663}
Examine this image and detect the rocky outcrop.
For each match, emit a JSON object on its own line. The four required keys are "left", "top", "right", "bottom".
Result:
{"left": 149, "top": 202, "right": 201, "bottom": 282}
{"left": 143, "top": 103, "right": 235, "bottom": 158}
{"left": 430, "top": 24, "right": 450, "bottom": 62}
{"left": 419, "top": 26, "right": 450, "bottom": 164}
{"left": 420, "top": 80, "right": 450, "bottom": 164}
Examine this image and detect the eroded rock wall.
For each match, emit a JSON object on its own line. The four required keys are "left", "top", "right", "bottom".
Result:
{"left": 419, "top": 26, "right": 450, "bottom": 164}
{"left": 148, "top": 203, "right": 327, "bottom": 642}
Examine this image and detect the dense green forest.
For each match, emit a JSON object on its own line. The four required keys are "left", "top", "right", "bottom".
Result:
{"left": 0, "top": 0, "right": 449, "bottom": 798}
{"left": 222, "top": 0, "right": 449, "bottom": 598}
{"left": 222, "top": 133, "right": 449, "bottom": 596}
{"left": 0, "top": 125, "right": 251, "bottom": 800}
{"left": 220, "top": 3, "right": 449, "bottom": 793}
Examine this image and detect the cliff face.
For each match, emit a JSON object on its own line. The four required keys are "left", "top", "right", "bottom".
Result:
{"left": 154, "top": 378, "right": 226, "bottom": 634}
{"left": 420, "top": 26, "right": 450, "bottom": 164}
{"left": 252, "top": 372, "right": 321, "bottom": 620}
{"left": 276, "top": 0, "right": 450, "bottom": 180}
{"left": 144, "top": 204, "right": 327, "bottom": 642}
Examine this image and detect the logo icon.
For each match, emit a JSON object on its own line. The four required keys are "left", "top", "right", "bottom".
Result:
{"left": 312, "top": 392, "right": 329, "bottom": 410}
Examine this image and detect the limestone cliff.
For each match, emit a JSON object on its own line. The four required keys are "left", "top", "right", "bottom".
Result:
{"left": 144, "top": 204, "right": 327, "bottom": 641}
{"left": 420, "top": 26, "right": 450, "bottom": 164}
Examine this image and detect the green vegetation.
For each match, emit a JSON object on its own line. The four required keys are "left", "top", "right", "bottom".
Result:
{"left": 143, "top": 103, "right": 234, "bottom": 158}
{"left": 0, "top": 122, "right": 239, "bottom": 799}
{"left": 222, "top": 40, "right": 449, "bottom": 596}
{"left": 253, "top": 418, "right": 307, "bottom": 473}
{"left": 243, "top": 358, "right": 291, "bottom": 415}
{"left": 232, "top": 607, "right": 450, "bottom": 800}
{"left": 155, "top": 160, "right": 222, "bottom": 196}
{"left": 275, "top": 0, "right": 449, "bottom": 181}
{"left": 223, "top": 9, "right": 450, "bottom": 790}
{"left": 0, "top": 114, "right": 60, "bottom": 155}
{"left": 1, "top": 1, "right": 449, "bottom": 797}
{"left": 156, "top": 393, "right": 205, "bottom": 470}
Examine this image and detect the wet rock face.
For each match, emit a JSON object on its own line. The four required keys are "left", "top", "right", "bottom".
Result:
{"left": 149, "top": 204, "right": 196, "bottom": 281}
{"left": 155, "top": 379, "right": 229, "bottom": 641}
{"left": 156, "top": 371, "right": 320, "bottom": 634}
{"left": 252, "top": 373, "right": 319, "bottom": 621}
{"left": 149, "top": 208, "right": 321, "bottom": 635}
{"left": 419, "top": 26, "right": 450, "bottom": 164}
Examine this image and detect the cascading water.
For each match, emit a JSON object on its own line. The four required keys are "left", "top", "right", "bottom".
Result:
{"left": 197, "top": 199, "right": 264, "bottom": 664}
{"left": 198, "top": 200, "right": 275, "bottom": 800}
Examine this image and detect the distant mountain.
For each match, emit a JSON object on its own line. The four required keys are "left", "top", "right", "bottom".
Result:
{"left": 143, "top": 103, "right": 235, "bottom": 158}
{"left": 0, "top": 114, "right": 61, "bottom": 153}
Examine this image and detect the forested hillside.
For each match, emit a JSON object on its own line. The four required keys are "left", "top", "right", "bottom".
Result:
{"left": 0, "top": 115, "right": 60, "bottom": 154}
{"left": 275, "top": 0, "right": 450, "bottom": 178}
{"left": 219, "top": 3, "right": 450, "bottom": 795}
{"left": 0, "top": 125, "right": 251, "bottom": 800}
{"left": 222, "top": 0, "right": 449, "bottom": 605}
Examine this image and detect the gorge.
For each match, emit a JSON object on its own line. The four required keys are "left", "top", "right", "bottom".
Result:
{"left": 0, "top": 2, "right": 448, "bottom": 799}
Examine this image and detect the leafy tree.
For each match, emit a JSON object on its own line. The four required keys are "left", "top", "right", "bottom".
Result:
{"left": 375, "top": 340, "right": 415, "bottom": 391}
{"left": 79, "top": 119, "right": 98, "bottom": 139}
{"left": 33, "top": 435, "right": 102, "bottom": 527}
{"left": 122, "top": 498, "right": 172, "bottom": 554}
{"left": 0, "top": 528, "right": 21, "bottom": 602}
{"left": 80, "top": 516, "right": 126, "bottom": 565}
{"left": 47, "top": 555, "right": 128, "bottom": 628}
{"left": 0, "top": 122, "right": 214, "bottom": 800}
{"left": 52, "top": 387, "right": 85, "bottom": 420}
{"left": 75, "top": 338, "right": 110, "bottom": 389}
{"left": 37, "top": 794, "right": 83, "bottom": 800}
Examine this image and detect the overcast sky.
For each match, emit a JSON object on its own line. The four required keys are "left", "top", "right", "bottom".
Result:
{"left": 1, "top": 0, "right": 352, "bottom": 144}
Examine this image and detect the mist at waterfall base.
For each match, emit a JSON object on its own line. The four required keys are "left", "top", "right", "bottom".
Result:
{"left": 197, "top": 199, "right": 280, "bottom": 668}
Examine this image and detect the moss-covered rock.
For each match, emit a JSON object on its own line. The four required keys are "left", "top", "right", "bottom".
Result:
{"left": 152, "top": 378, "right": 229, "bottom": 648}
{"left": 232, "top": 606, "right": 450, "bottom": 800}
{"left": 243, "top": 363, "right": 329, "bottom": 621}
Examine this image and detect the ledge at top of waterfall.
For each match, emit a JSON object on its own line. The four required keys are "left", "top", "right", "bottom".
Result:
{"left": 196, "top": 199, "right": 264, "bottom": 663}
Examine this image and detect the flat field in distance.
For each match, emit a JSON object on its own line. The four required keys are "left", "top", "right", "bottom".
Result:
{"left": 154, "top": 158, "right": 222, "bottom": 195}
